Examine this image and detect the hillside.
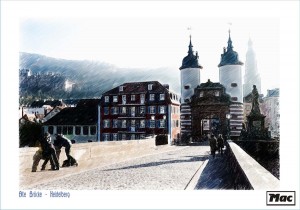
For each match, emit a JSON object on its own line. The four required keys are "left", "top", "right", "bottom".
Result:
{"left": 19, "top": 52, "right": 180, "bottom": 104}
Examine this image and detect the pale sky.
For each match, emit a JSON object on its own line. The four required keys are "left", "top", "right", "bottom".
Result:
{"left": 20, "top": 17, "right": 279, "bottom": 96}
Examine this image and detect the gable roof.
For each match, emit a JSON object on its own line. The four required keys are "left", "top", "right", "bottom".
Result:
{"left": 43, "top": 99, "right": 100, "bottom": 126}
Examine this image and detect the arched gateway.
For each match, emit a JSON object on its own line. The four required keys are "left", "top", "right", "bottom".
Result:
{"left": 190, "top": 79, "right": 231, "bottom": 140}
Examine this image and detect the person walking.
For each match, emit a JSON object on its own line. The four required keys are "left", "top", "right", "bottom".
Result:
{"left": 209, "top": 134, "right": 217, "bottom": 158}
{"left": 217, "top": 134, "right": 225, "bottom": 155}
{"left": 54, "top": 134, "right": 78, "bottom": 167}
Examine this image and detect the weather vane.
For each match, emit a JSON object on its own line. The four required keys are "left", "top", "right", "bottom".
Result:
{"left": 187, "top": 27, "right": 192, "bottom": 38}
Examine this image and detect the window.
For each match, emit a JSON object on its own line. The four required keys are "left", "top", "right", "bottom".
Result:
{"left": 150, "top": 120, "right": 156, "bottom": 128}
{"left": 148, "top": 84, "right": 153, "bottom": 90}
{"left": 130, "top": 107, "right": 136, "bottom": 116}
{"left": 122, "top": 95, "right": 126, "bottom": 104}
{"left": 63, "top": 126, "right": 68, "bottom": 135}
{"left": 149, "top": 94, "right": 155, "bottom": 101}
{"left": 140, "top": 120, "right": 145, "bottom": 128}
{"left": 113, "top": 119, "right": 119, "bottom": 128}
{"left": 131, "top": 95, "right": 136, "bottom": 101}
{"left": 140, "top": 94, "right": 145, "bottom": 104}
{"left": 160, "top": 94, "right": 165, "bottom": 101}
{"left": 140, "top": 106, "right": 145, "bottom": 114}
{"left": 90, "top": 126, "right": 96, "bottom": 135}
{"left": 48, "top": 126, "right": 54, "bottom": 134}
{"left": 121, "top": 107, "right": 127, "bottom": 114}
{"left": 57, "top": 126, "right": 62, "bottom": 134}
{"left": 131, "top": 120, "right": 136, "bottom": 126}
{"left": 83, "top": 126, "right": 89, "bottom": 135}
{"left": 103, "top": 133, "right": 110, "bottom": 141}
{"left": 122, "top": 120, "right": 127, "bottom": 128}
{"left": 104, "top": 107, "right": 109, "bottom": 115}
{"left": 113, "top": 133, "right": 118, "bottom": 141}
{"left": 131, "top": 134, "right": 135, "bottom": 140}
{"left": 68, "top": 126, "right": 73, "bottom": 135}
{"left": 176, "top": 120, "right": 179, "bottom": 127}
{"left": 113, "top": 96, "right": 118, "bottom": 102}
{"left": 122, "top": 134, "right": 126, "bottom": 140}
{"left": 215, "top": 91, "right": 220, "bottom": 97}
{"left": 200, "top": 91, "right": 204, "bottom": 97}
{"left": 105, "top": 96, "right": 109, "bottom": 102}
{"left": 159, "top": 106, "right": 166, "bottom": 114}
{"left": 149, "top": 106, "right": 156, "bottom": 114}
{"left": 231, "top": 83, "right": 238, "bottom": 87}
{"left": 119, "top": 86, "right": 124, "bottom": 92}
{"left": 104, "top": 120, "right": 110, "bottom": 128}
{"left": 111, "top": 107, "right": 118, "bottom": 115}
{"left": 159, "top": 120, "right": 166, "bottom": 128}
{"left": 231, "top": 97, "right": 238, "bottom": 101}
{"left": 75, "top": 126, "right": 81, "bottom": 135}
{"left": 184, "top": 85, "right": 190, "bottom": 90}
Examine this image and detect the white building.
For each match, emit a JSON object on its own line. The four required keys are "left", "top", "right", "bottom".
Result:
{"left": 179, "top": 36, "right": 202, "bottom": 138}
{"left": 218, "top": 31, "right": 244, "bottom": 138}
{"left": 243, "top": 38, "right": 262, "bottom": 97}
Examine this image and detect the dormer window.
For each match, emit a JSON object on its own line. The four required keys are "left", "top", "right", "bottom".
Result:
{"left": 150, "top": 94, "right": 155, "bottom": 101}
{"left": 215, "top": 91, "right": 220, "bottom": 97}
{"left": 105, "top": 96, "right": 109, "bottom": 102}
{"left": 160, "top": 94, "right": 165, "bottom": 101}
{"left": 231, "top": 97, "right": 238, "bottom": 101}
{"left": 231, "top": 83, "right": 237, "bottom": 87}
{"left": 119, "top": 86, "right": 124, "bottom": 92}
{"left": 148, "top": 84, "right": 153, "bottom": 90}
{"left": 200, "top": 91, "right": 204, "bottom": 97}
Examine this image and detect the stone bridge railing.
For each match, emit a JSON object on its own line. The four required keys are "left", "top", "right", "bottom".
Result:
{"left": 20, "top": 138, "right": 156, "bottom": 173}
{"left": 225, "top": 140, "right": 280, "bottom": 190}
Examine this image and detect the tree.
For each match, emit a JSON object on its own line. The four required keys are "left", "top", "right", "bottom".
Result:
{"left": 19, "top": 121, "right": 43, "bottom": 147}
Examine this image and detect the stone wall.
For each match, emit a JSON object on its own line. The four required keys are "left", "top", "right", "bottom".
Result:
{"left": 226, "top": 140, "right": 279, "bottom": 190}
{"left": 20, "top": 138, "right": 156, "bottom": 173}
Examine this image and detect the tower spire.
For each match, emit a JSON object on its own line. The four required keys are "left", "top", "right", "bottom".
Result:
{"left": 188, "top": 35, "right": 194, "bottom": 55}
{"left": 227, "top": 29, "right": 233, "bottom": 51}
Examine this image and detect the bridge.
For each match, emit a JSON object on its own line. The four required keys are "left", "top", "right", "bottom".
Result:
{"left": 19, "top": 138, "right": 279, "bottom": 190}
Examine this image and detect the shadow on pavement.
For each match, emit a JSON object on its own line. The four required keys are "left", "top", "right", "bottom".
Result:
{"left": 195, "top": 148, "right": 235, "bottom": 190}
{"left": 103, "top": 154, "right": 208, "bottom": 171}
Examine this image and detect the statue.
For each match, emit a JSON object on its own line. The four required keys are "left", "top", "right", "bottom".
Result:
{"left": 250, "top": 85, "right": 261, "bottom": 115}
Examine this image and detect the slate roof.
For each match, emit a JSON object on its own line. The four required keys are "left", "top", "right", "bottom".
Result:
{"left": 218, "top": 32, "right": 243, "bottom": 67}
{"left": 179, "top": 36, "right": 203, "bottom": 70}
{"left": 43, "top": 99, "right": 100, "bottom": 126}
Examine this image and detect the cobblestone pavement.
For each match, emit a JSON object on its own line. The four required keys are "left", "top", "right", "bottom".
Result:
{"left": 31, "top": 145, "right": 211, "bottom": 190}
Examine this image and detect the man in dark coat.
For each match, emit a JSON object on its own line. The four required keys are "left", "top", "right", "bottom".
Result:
{"left": 209, "top": 134, "right": 217, "bottom": 158}
{"left": 40, "top": 132, "right": 60, "bottom": 170}
{"left": 217, "top": 134, "right": 225, "bottom": 155}
{"left": 54, "top": 134, "right": 78, "bottom": 167}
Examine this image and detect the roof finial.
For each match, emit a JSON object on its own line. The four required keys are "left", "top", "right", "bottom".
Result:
{"left": 187, "top": 27, "right": 193, "bottom": 55}
{"left": 227, "top": 22, "right": 233, "bottom": 51}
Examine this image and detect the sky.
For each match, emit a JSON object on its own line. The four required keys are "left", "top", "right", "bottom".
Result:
{"left": 20, "top": 17, "right": 279, "bottom": 96}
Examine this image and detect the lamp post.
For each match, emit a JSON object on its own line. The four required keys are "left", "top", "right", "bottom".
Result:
{"left": 151, "top": 115, "right": 155, "bottom": 137}
{"left": 226, "top": 113, "right": 231, "bottom": 140}
{"left": 163, "top": 115, "right": 166, "bottom": 136}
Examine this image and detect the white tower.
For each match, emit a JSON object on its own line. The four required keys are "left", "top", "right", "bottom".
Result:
{"left": 218, "top": 30, "right": 244, "bottom": 138}
{"left": 179, "top": 36, "right": 202, "bottom": 137}
{"left": 243, "top": 38, "right": 261, "bottom": 97}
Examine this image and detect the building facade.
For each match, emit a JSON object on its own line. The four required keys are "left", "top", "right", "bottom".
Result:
{"left": 100, "top": 81, "right": 180, "bottom": 144}
{"left": 179, "top": 36, "right": 202, "bottom": 138}
{"left": 243, "top": 38, "right": 262, "bottom": 97}
{"left": 261, "top": 88, "right": 280, "bottom": 138}
{"left": 190, "top": 80, "right": 231, "bottom": 139}
{"left": 218, "top": 31, "right": 244, "bottom": 138}
{"left": 43, "top": 99, "right": 101, "bottom": 143}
